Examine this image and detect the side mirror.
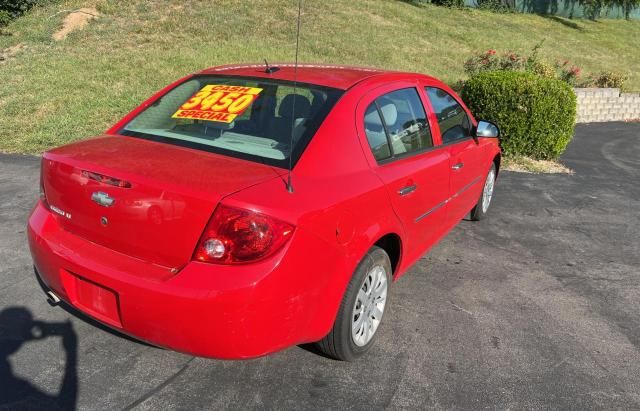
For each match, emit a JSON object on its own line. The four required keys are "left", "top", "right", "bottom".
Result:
{"left": 475, "top": 120, "right": 500, "bottom": 139}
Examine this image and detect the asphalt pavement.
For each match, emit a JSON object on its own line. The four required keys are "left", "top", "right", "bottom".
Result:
{"left": 1, "top": 122, "right": 639, "bottom": 410}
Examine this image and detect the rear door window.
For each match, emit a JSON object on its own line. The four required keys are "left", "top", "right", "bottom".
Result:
{"left": 425, "top": 87, "right": 472, "bottom": 144}
{"left": 363, "top": 88, "right": 433, "bottom": 162}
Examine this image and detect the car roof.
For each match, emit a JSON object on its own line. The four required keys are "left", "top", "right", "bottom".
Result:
{"left": 198, "top": 63, "right": 406, "bottom": 90}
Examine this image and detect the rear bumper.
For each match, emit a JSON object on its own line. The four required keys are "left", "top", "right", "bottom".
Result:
{"left": 28, "top": 201, "right": 347, "bottom": 359}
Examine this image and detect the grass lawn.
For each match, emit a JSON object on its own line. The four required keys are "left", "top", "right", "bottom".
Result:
{"left": 502, "top": 156, "right": 574, "bottom": 173}
{"left": 1, "top": 0, "right": 639, "bottom": 154}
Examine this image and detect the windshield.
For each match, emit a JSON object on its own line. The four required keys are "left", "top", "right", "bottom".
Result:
{"left": 119, "top": 76, "right": 343, "bottom": 168}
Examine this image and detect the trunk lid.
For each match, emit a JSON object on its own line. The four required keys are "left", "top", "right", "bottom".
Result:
{"left": 42, "top": 135, "right": 283, "bottom": 271}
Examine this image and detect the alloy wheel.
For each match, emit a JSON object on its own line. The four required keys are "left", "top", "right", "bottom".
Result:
{"left": 351, "top": 264, "right": 388, "bottom": 347}
{"left": 482, "top": 168, "right": 496, "bottom": 213}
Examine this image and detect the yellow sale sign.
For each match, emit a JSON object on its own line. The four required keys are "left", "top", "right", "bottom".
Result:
{"left": 172, "top": 84, "right": 263, "bottom": 123}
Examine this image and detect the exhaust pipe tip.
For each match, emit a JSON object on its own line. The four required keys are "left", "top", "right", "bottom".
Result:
{"left": 33, "top": 267, "right": 62, "bottom": 307}
{"left": 46, "top": 290, "right": 61, "bottom": 306}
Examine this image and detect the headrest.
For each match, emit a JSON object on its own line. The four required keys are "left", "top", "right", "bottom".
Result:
{"left": 253, "top": 95, "right": 276, "bottom": 112}
{"left": 378, "top": 98, "right": 398, "bottom": 126}
{"left": 364, "top": 107, "right": 383, "bottom": 128}
{"left": 279, "top": 94, "right": 311, "bottom": 119}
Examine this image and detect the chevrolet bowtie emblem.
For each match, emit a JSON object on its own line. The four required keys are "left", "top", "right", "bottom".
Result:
{"left": 91, "top": 191, "right": 115, "bottom": 207}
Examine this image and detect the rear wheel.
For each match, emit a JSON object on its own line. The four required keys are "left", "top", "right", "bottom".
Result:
{"left": 317, "top": 246, "right": 391, "bottom": 361}
{"left": 470, "top": 163, "right": 496, "bottom": 221}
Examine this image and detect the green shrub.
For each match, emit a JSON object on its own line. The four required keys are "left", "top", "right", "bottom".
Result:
{"left": 462, "top": 71, "right": 577, "bottom": 160}
{"left": 579, "top": 0, "right": 605, "bottom": 20}
{"left": 476, "top": 0, "right": 514, "bottom": 12}
{"left": 531, "top": 61, "right": 556, "bottom": 79}
{"left": 431, "top": 0, "right": 465, "bottom": 8}
{"left": 0, "top": 0, "right": 43, "bottom": 27}
{"left": 463, "top": 44, "right": 628, "bottom": 91}
{"left": 581, "top": 71, "right": 628, "bottom": 89}
{"left": 464, "top": 42, "right": 544, "bottom": 77}
{"left": 555, "top": 61, "right": 582, "bottom": 86}
{"left": 0, "top": 10, "right": 11, "bottom": 27}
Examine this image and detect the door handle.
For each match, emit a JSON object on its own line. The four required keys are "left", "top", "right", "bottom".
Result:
{"left": 451, "top": 162, "right": 464, "bottom": 170}
{"left": 398, "top": 184, "right": 417, "bottom": 196}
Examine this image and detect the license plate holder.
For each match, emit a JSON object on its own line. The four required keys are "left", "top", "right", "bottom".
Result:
{"left": 60, "top": 269, "right": 122, "bottom": 328}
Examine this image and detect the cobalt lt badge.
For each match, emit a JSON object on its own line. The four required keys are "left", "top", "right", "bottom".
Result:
{"left": 91, "top": 191, "right": 115, "bottom": 207}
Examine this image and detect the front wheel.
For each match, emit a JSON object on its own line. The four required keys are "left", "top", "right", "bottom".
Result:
{"left": 470, "top": 163, "right": 497, "bottom": 221}
{"left": 316, "top": 246, "right": 391, "bottom": 361}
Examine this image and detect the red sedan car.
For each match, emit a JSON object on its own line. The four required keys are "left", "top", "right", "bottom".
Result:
{"left": 28, "top": 64, "right": 501, "bottom": 361}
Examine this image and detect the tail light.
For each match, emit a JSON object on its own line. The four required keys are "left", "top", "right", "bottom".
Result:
{"left": 193, "top": 205, "right": 295, "bottom": 264}
{"left": 40, "top": 159, "right": 49, "bottom": 209}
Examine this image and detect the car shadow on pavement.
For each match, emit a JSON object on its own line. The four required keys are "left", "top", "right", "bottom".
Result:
{"left": 0, "top": 306, "right": 78, "bottom": 410}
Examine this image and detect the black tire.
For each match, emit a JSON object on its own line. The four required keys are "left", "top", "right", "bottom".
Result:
{"left": 316, "top": 246, "right": 392, "bottom": 361}
{"left": 470, "top": 163, "right": 497, "bottom": 221}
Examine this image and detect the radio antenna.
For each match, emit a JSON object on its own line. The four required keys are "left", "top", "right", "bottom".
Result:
{"left": 287, "top": 0, "right": 303, "bottom": 193}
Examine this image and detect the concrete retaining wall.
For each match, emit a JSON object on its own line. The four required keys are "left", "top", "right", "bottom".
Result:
{"left": 575, "top": 88, "right": 640, "bottom": 123}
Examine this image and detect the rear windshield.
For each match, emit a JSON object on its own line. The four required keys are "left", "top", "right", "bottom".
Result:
{"left": 119, "top": 76, "right": 343, "bottom": 168}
